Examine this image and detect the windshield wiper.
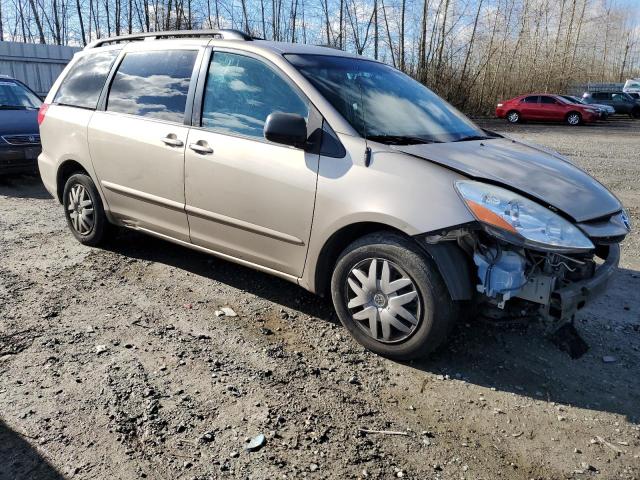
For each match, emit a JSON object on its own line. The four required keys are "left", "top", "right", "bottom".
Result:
{"left": 452, "top": 134, "right": 495, "bottom": 142}
{"left": 367, "top": 135, "right": 442, "bottom": 145}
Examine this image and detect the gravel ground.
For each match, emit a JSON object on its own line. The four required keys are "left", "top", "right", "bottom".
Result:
{"left": 1, "top": 118, "right": 639, "bottom": 480}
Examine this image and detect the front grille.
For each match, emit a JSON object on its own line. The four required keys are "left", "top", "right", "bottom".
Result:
{"left": 2, "top": 134, "right": 41, "bottom": 145}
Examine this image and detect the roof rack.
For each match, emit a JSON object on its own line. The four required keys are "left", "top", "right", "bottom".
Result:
{"left": 85, "top": 29, "right": 252, "bottom": 49}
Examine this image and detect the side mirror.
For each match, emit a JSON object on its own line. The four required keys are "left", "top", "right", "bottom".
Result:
{"left": 264, "top": 112, "right": 307, "bottom": 149}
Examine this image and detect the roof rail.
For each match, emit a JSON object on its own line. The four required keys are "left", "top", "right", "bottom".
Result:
{"left": 85, "top": 29, "right": 252, "bottom": 49}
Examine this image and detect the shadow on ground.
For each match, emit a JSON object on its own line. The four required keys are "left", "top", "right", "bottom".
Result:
{"left": 0, "top": 174, "right": 51, "bottom": 200}
{"left": 0, "top": 419, "right": 64, "bottom": 480}
{"left": 105, "top": 229, "right": 640, "bottom": 423}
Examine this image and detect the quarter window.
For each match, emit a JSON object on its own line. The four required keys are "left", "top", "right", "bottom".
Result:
{"left": 107, "top": 50, "right": 197, "bottom": 123}
{"left": 201, "top": 52, "right": 308, "bottom": 139}
{"left": 54, "top": 49, "right": 120, "bottom": 109}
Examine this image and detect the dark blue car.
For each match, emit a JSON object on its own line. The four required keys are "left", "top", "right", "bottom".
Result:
{"left": 0, "top": 75, "right": 42, "bottom": 175}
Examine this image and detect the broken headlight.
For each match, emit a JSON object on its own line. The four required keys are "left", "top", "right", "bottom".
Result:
{"left": 455, "top": 180, "right": 594, "bottom": 252}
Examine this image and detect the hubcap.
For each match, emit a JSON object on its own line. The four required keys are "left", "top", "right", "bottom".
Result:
{"left": 508, "top": 112, "right": 519, "bottom": 122}
{"left": 568, "top": 114, "right": 579, "bottom": 125}
{"left": 67, "top": 184, "right": 94, "bottom": 235}
{"left": 345, "top": 258, "right": 421, "bottom": 343}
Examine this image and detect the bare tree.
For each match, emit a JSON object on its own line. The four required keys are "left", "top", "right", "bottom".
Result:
{"left": 1, "top": 0, "right": 637, "bottom": 116}
{"left": 0, "top": 0, "right": 4, "bottom": 41}
{"left": 27, "top": 0, "right": 45, "bottom": 42}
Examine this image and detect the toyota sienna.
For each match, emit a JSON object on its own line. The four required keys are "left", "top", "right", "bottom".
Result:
{"left": 38, "top": 29, "right": 631, "bottom": 360}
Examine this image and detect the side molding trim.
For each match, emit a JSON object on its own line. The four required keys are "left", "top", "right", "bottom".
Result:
{"left": 185, "top": 204, "right": 305, "bottom": 246}
{"left": 101, "top": 181, "right": 184, "bottom": 212}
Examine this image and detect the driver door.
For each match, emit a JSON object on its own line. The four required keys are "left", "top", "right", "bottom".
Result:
{"left": 184, "top": 50, "right": 319, "bottom": 277}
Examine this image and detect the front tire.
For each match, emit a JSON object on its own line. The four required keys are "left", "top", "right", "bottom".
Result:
{"left": 506, "top": 110, "right": 520, "bottom": 124}
{"left": 566, "top": 112, "right": 582, "bottom": 125}
{"left": 63, "top": 173, "right": 110, "bottom": 246}
{"left": 330, "top": 232, "right": 458, "bottom": 360}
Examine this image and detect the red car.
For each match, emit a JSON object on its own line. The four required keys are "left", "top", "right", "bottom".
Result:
{"left": 496, "top": 93, "right": 599, "bottom": 125}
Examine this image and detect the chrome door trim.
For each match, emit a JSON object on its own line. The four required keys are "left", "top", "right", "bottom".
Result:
{"left": 185, "top": 204, "right": 305, "bottom": 246}
{"left": 101, "top": 180, "right": 184, "bottom": 211}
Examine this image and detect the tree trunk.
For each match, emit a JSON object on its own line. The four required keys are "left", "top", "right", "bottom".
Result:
{"left": 76, "top": 0, "right": 87, "bottom": 44}
{"left": 128, "top": 0, "right": 133, "bottom": 33}
{"left": 52, "top": 0, "right": 62, "bottom": 43}
{"left": 435, "top": 0, "right": 450, "bottom": 81}
{"left": 380, "top": 0, "right": 396, "bottom": 67}
{"left": 28, "top": 0, "right": 46, "bottom": 43}
{"left": 373, "top": 0, "right": 378, "bottom": 59}
{"left": 619, "top": 34, "right": 631, "bottom": 82}
{"left": 399, "top": 0, "right": 406, "bottom": 71}
{"left": 290, "top": 0, "right": 298, "bottom": 42}
{"left": 322, "top": 0, "right": 331, "bottom": 45}
{"left": 0, "top": 0, "right": 4, "bottom": 41}
{"left": 240, "top": 0, "right": 249, "bottom": 34}
{"left": 339, "top": 0, "right": 344, "bottom": 49}
{"left": 458, "top": 0, "right": 482, "bottom": 107}
{"left": 105, "top": 0, "right": 112, "bottom": 35}
{"left": 418, "top": 0, "right": 429, "bottom": 77}
{"left": 115, "top": 0, "right": 121, "bottom": 35}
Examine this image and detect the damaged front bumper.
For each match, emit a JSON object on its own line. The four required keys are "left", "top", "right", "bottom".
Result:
{"left": 549, "top": 243, "right": 619, "bottom": 321}
{"left": 471, "top": 239, "right": 621, "bottom": 326}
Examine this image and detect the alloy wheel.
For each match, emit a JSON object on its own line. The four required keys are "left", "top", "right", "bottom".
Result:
{"left": 567, "top": 113, "right": 580, "bottom": 125}
{"left": 345, "top": 258, "right": 422, "bottom": 343}
{"left": 507, "top": 111, "right": 519, "bottom": 123}
{"left": 67, "top": 184, "right": 95, "bottom": 235}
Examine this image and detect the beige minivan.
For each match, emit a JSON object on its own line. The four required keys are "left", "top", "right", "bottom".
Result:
{"left": 39, "top": 29, "right": 630, "bottom": 359}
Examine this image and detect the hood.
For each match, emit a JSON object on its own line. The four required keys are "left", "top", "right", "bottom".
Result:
{"left": 592, "top": 103, "right": 615, "bottom": 111}
{"left": 395, "top": 138, "right": 621, "bottom": 223}
{"left": 0, "top": 109, "right": 39, "bottom": 136}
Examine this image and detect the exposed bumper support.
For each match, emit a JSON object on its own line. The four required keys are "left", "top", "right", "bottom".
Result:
{"left": 550, "top": 243, "right": 620, "bottom": 321}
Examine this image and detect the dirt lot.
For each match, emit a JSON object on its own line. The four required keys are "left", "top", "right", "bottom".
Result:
{"left": 1, "top": 118, "right": 639, "bottom": 480}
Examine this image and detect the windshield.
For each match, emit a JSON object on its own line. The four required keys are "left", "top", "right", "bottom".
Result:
{"left": 0, "top": 80, "right": 42, "bottom": 109}
{"left": 285, "top": 54, "right": 488, "bottom": 144}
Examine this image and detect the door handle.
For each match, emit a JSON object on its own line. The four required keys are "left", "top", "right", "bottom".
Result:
{"left": 189, "top": 142, "right": 213, "bottom": 155}
{"left": 162, "top": 135, "right": 184, "bottom": 147}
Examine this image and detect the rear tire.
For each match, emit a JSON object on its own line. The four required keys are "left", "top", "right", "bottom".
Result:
{"left": 566, "top": 112, "right": 582, "bottom": 126}
{"left": 62, "top": 173, "right": 111, "bottom": 247}
{"left": 506, "top": 110, "right": 520, "bottom": 124}
{"left": 330, "top": 232, "right": 458, "bottom": 360}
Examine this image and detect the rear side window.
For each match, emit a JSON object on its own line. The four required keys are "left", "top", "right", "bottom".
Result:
{"left": 107, "top": 50, "right": 197, "bottom": 123}
{"left": 201, "top": 52, "right": 308, "bottom": 139}
{"left": 522, "top": 96, "right": 538, "bottom": 103}
{"left": 592, "top": 92, "right": 608, "bottom": 100}
{"left": 54, "top": 49, "right": 120, "bottom": 109}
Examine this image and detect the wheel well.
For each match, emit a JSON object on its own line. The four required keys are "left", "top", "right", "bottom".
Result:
{"left": 314, "top": 222, "right": 407, "bottom": 297}
{"left": 506, "top": 110, "right": 520, "bottom": 120}
{"left": 56, "top": 160, "right": 88, "bottom": 203}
